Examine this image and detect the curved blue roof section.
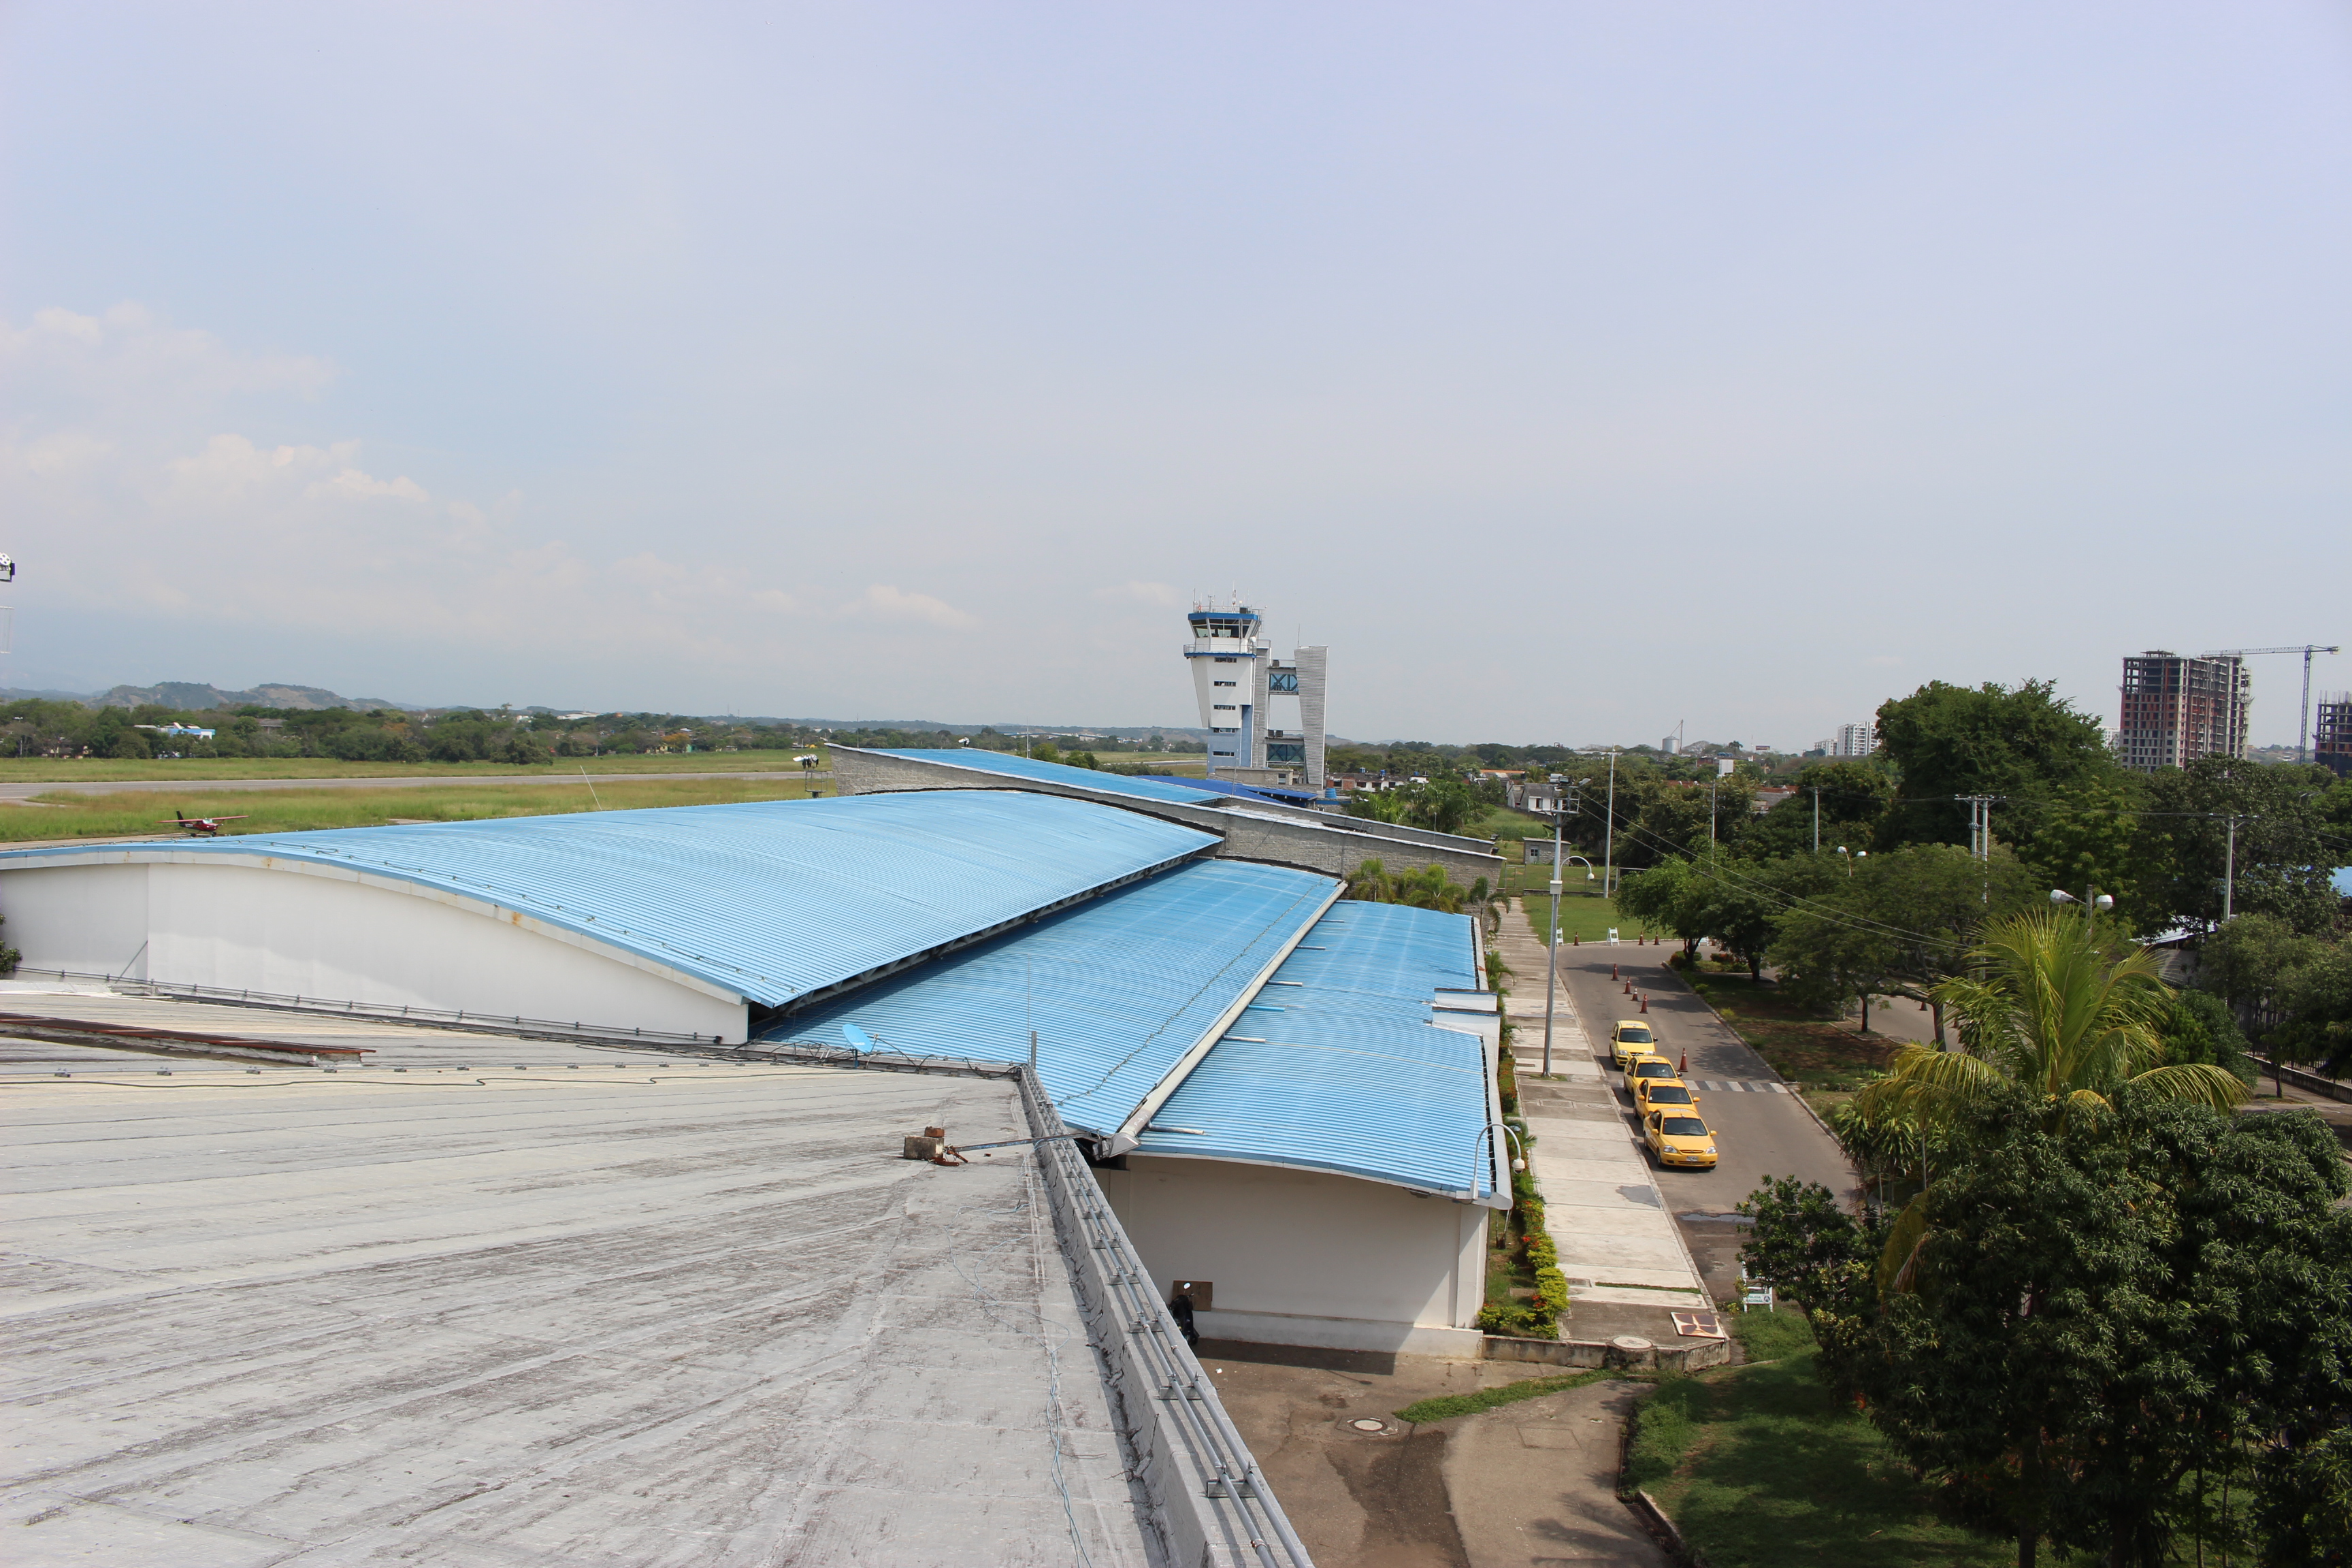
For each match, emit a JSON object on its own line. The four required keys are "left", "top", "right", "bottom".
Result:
{"left": 1136, "top": 776, "right": 1328, "bottom": 807}
{"left": 0, "top": 792, "right": 1216, "bottom": 1009}
{"left": 767, "top": 860, "right": 1337, "bottom": 1136}
{"left": 1132, "top": 900, "right": 1500, "bottom": 1200}
{"left": 872, "top": 749, "right": 1225, "bottom": 805}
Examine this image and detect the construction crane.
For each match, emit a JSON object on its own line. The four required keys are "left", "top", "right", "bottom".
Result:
{"left": 2201, "top": 644, "right": 2342, "bottom": 764}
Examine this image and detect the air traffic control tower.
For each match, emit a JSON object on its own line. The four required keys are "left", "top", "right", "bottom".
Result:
{"left": 1183, "top": 597, "right": 1328, "bottom": 787}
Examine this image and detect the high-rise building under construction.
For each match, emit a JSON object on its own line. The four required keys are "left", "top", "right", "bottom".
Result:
{"left": 2117, "top": 651, "right": 2249, "bottom": 772}
{"left": 2315, "top": 692, "right": 2351, "bottom": 778}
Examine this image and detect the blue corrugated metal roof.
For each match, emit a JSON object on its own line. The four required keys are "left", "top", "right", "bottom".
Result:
{"left": 872, "top": 749, "right": 1226, "bottom": 805}
{"left": 1137, "top": 776, "right": 1330, "bottom": 807}
{"left": 768, "top": 860, "right": 1338, "bottom": 1136}
{"left": 0, "top": 791, "right": 1217, "bottom": 1009}
{"left": 1132, "top": 900, "right": 1501, "bottom": 1200}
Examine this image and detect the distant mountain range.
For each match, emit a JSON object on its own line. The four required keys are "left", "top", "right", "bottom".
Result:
{"left": 2, "top": 681, "right": 416, "bottom": 713}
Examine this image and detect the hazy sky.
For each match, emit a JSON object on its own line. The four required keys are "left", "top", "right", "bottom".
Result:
{"left": 5, "top": 3, "right": 2347, "bottom": 745}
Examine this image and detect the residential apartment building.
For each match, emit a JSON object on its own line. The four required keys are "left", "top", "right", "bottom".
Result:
{"left": 1831, "top": 723, "right": 1875, "bottom": 758}
{"left": 2117, "top": 651, "right": 2249, "bottom": 772}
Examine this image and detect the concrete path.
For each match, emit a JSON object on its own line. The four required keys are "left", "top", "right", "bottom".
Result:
{"left": 1494, "top": 919, "right": 1710, "bottom": 1320}
{"left": 1444, "top": 1379, "right": 1669, "bottom": 1567}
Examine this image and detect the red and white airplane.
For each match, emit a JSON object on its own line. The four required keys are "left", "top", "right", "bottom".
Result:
{"left": 162, "top": 811, "right": 250, "bottom": 836}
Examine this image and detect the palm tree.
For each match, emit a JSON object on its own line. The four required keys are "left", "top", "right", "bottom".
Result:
{"left": 1859, "top": 907, "right": 2245, "bottom": 1288}
{"left": 1862, "top": 907, "right": 2246, "bottom": 1124}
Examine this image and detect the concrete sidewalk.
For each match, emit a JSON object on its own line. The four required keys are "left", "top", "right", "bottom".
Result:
{"left": 1496, "top": 917, "right": 1711, "bottom": 1322}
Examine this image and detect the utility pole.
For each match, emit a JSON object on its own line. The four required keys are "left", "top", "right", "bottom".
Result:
{"left": 2223, "top": 815, "right": 2238, "bottom": 922}
{"left": 1601, "top": 749, "right": 1619, "bottom": 898}
{"left": 1708, "top": 781, "right": 1718, "bottom": 845}
{"left": 1812, "top": 787, "right": 1820, "bottom": 855}
{"left": 1540, "top": 781, "right": 1578, "bottom": 1077}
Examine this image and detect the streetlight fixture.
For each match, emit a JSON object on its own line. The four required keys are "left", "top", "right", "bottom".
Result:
{"left": 2050, "top": 886, "right": 2114, "bottom": 937}
{"left": 1469, "top": 1122, "right": 1529, "bottom": 1203}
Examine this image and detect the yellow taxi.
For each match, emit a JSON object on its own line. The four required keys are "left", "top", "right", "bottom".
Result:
{"left": 1622, "top": 1052, "right": 1681, "bottom": 1099}
{"left": 1644, "top": 1107, "right": 1718, "bottom": 1169}
{"left": 1608, "top": 1020, "right": 1659, "bottom": 1070}
{"left": 1633, "top": 1076, "right": 1703, "bottom": 1117}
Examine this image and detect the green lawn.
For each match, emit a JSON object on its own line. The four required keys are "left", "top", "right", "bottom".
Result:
{"left": 1516, "top": 891, "right": 1642, "bottom": 944}
{"left": 1465, "top": 804, "right": 1552, "bottom": 842}
{"left": 0, "top": 752, "right": 827, "bottom": 783}
{"left": 0, "top": 777, "right": 825, "bottom": 843}
{"left": 1680, "top": 972, "right": 1899, "bottom": 1112}
{"left": 1629, "top": 1318, "right": 2010, "bottom": 1568}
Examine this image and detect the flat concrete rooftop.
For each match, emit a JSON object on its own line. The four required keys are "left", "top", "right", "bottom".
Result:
{"left": 0, "top": 994, "right": 1158, "bottom": 1566}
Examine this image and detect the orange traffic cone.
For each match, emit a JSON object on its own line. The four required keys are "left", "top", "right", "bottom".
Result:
{"left": 1640, "top": 993, "right": 1649, "bottom": 1013}
{"left": 1678, "top": 1051, "right": 1686, "bottom": 1074}
{"left": 1612, "top": 964, "right": 1619, "bottom": 980}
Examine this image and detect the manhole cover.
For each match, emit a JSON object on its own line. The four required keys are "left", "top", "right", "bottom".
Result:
{"left": 1350, "top": 1419, "right": 1386, "bottom": 1433}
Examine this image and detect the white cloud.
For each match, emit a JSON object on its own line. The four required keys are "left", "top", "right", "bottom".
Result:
{"left": 1094, "top": 580, "right": 1183, "bottom": 607}
{"left": 305, "top": 467, "right": 432, "bottom": 504}
{"left": 1, "top": 300, "right": 334, "bottom": 402}
{"left": 17, "top": 431, "right": 113, "bottom": 476}
{"left": 846, "top": 584, "right": 979, "bottom": 630}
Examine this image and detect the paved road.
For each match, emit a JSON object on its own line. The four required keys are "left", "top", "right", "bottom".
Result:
{"left": 0, "top": 768, "right": 828, "bottom": 801}
{"left": 1533, "top": 930, "right": 1857, "bottom": 1302}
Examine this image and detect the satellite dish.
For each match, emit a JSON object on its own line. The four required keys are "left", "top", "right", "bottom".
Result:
{"left": 841, "top": 1024, "right": 875, "bottom": 1053}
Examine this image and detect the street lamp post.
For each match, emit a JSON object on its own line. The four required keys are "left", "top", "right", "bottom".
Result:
{"left": 1469, "top": 1122, "right": 1529, "bottom": 1204}
{"left": 2049, "top": 885, "right": 2114, "bottom": 937}
{"left": 1601, "top": 749, "right": 1619, "bottom": 897}
{"left": 1539, "top": 778, "right": 1591, "bottom": 1077}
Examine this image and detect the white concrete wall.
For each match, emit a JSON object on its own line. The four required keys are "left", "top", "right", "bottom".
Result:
{"left": 1, "top": 860, "right": 747, "bottom": 1041}
{"left": 1094, "top": 1155, "right": 1488, "bottom": 1355}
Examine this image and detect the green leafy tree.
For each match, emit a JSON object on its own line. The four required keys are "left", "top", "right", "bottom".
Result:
{"left": 2003, "top": 772, "right": 2155, "bottom": 933}
{"left": 1612, "top": 858, "right": 1703, "bottom": 955}
{"left": 1701, "top": 853, "right": 1840, "bottom": 979}
{"left": 1736, "top": 760, "right": 1895, "bottom": 860}
{"left": 1778, "top": 845, "right": 2041, "bottom": 1043}
{"left": 2157, "top": 987, "right": 2253, "bottom": 1088}
{"left": 1865, "top": 1091, "right": 2350, "bottom": 1568}
{"left": 1874, "top": 678, "right": 2118, "bottom": 854}
{"left": 2130, "top": 757, "right": 2346, "bottom": 936}
{"left": 2272, "top": 940, "right": 2352, "bottom": 1079}
{"left": 1767, "top": 877, "right": 1899, "bottom": 1028}
{"left": 1735, "top": 1175, "right": 1886, "bottom": 1405}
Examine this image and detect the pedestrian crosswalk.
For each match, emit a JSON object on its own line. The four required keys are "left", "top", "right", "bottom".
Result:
{"left": 1695, "top": 1080, "right": 1788, "bottom": 1094}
